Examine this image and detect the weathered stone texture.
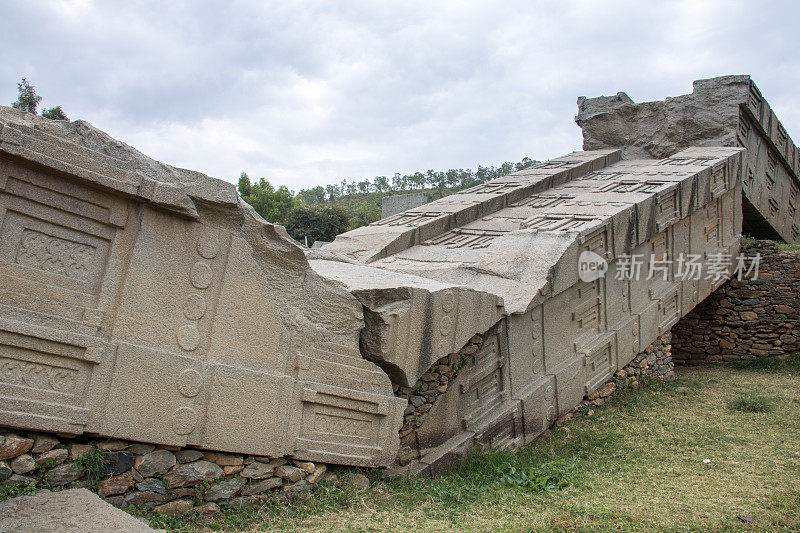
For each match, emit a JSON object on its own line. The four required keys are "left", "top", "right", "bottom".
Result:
{"left": 0, "top": 106, "right": 403, "bottom": 467}
{"left": 576, "top": 75, "right": 800, "bottom": 243}
{"left": 672, "top": 240, "right": 800, "bottom": 363}
{"left": 2, "top": 75, "right": 792, "bottom": 481}
{"left": 0, "top": 488, "right": 157, "bottom": 532}
{"left": 319, "top": 146, "right": 744, "bottom": 474}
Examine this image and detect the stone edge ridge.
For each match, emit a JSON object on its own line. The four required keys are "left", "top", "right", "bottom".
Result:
{"left": 0, "top": 105, "right": 239, "bottom": 219}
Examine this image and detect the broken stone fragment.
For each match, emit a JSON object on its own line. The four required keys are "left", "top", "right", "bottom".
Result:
{"left": 97, "top": 471, "right": 134, "bottom": 497}
{"left": 306, "top": 464, "right": 327, "bottom": 483}
{"left": 123, "top": 490, "right": 166, "bottom": 507}
{"left": 202, "top": 451, "right": 243, "bottom": 467}
{"left": 35, "top": 448, "right": 68, "bottom": 467}
{"left": 174, "top": 449, "right": 203, "bottom": 463}
{"left": 203, "top": 476, "right": 247, "bottom": 502}
{"left": 0, "top": 434, "right": 34, "bottom": 460}
{"left": 136, "top": 478, "right": 167, "bottom": 494}
{"left": 240, "top": 476, "right": 283, "bottom": 495}
{"left": 240, "top": 460, "right": 279, "bottom": 479}
{"left": 134, "top": 449, "right": 176, "bottom": 478}
{"left": 9, "top": 454, "right": 36, "bottom": 475}
{"left": 96, "top": 440, "right": 127, "bottom": 452}
{"left": 163, "top": 460, "right": 223, "bottom": 488}
{"left": 153, "top": 499, "right": 193, "bottom": 515}
{"left": 349, "top": 473, "right": 370, "bottom": 490}
{"left": 274, "top": 465, "right": 305, "bottom": 483}
{"left": 0, "top": 461, "right": 11, "bottom": 481}
{"left": 68, "top": 444, "right": 95, "bottom": 461}
{"left": 30, "top": 434, "right": 59, "bottom": 454}
{"left": 127, "top": 444, "right": 156, "bottom": 455}
{"left": 196, "top": 502, "right": 221, "bottom": 515}
{"left": 45, "top": 463, "right": 86, "bottom": 486}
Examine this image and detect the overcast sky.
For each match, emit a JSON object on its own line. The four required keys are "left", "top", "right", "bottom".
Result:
{"left": 1, "top": 0, "right": 798, "bottom": 191}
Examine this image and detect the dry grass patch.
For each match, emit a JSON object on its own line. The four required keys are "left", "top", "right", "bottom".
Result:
{"left": 142, "top": 362, "right": 800, "bottom": 532}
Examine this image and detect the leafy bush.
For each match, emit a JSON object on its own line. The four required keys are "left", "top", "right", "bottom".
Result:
{"left": 498, "top": 461, "right": 568, "bottom": 491}
{"left": 284, "top": 204, "right": 349, "bottom": 245}
{"left": 0, "top": 478, "right": 37, "bottom": 502}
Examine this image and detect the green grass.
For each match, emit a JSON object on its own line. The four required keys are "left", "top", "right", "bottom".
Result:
{"left": 775, "top": 242, "right": 800, "bottom": 252}
{"left": 129, "top": 363, "right": 800, "bottom": 532}
{"left": 742, "top": 235, "right": 758, "bottom": 247}
{"left": 729, "top": 394, "right": 774, "bottom": 413}
{"left": 730, "top": 352, "right": 800, "bottom": 373}
{"left": 74, "top": 447, "right": 111, "bottom": 490}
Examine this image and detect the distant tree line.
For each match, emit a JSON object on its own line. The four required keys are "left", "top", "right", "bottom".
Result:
{"left": 237, "top": 156, "right": 536, "bottom": 245}
{"left": 297, "top": 157, "right": 535, "bottom": 204}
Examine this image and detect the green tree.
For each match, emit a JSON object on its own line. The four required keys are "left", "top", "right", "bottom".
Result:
{"left": 325, "top": 184, "right": 337, "bottom": 201}
{"left": 299, "top": 185, "right": 326, "bottom": 204}
{"left": 239, "top": 176, "right": 298, "bottom": 224}
{"left": 284, "top": 205, "right": 349, "bottom": 245}
{"left": 351, "top": 203, "right": 381, "bottom": 229}
{"left": 12, "top": 78, "right": 42, "bottom": 114}
{"left": 373, "top": 175, "right": 389, "bottom": 193}
{"left": 237, "top": 172, "right": 252, "bottom": 197}
{"left": 41, "top": 105, "right": 68, "bottom": 120}
{"left": 11, "top": 78, "right": 69, "bottom": 120}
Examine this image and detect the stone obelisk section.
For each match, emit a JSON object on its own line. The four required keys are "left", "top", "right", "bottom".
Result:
{"left": 576, "top": 75, "right": 800, "bottom": 243}
{"left": 0, "top": 75, "right": 777, "bottom": 474}
{"left": 0, "top": 107, "right": 405, "bottom": 467}
{"left": 316, "top": 146, "right": 743, "bottom": 474}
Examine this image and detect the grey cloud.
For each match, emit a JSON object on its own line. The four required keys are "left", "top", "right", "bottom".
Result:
{"left": 1, "top": 0, "right": 797, "bottom": 190}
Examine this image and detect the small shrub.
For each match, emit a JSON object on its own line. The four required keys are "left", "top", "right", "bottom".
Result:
{"left": 32, "top": 458, "right": 58, "bottom": 481}
{"left": 498, "top": 461, "right": 568, "bottom": 491}
{"left": 75, "top": 447, "right": 111, "bottom": 488}
{"left": 0, "top": 478, "right": 37, "bottom": 502}
{"left": 730, "top": 394, "right": 773, "bottom": 413}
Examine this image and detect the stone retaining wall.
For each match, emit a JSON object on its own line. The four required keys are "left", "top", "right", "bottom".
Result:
{"left": 394, "top": 326, "right": 493, "bottom": 466}
{"left": 0, "top": 432, "right": 345, "bottom": 516}
{"left": 672, "top": 240, "right": 800, "bottom": 364}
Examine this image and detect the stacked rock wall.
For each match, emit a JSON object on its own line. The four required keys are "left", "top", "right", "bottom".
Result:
{"left": 0, "top": 429, "right": 339, "bottom": 514}
{"left": 672, "top": 240, "right": 800, "bottom": 363}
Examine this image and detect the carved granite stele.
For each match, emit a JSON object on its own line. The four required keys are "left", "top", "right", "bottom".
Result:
{"left": 576, "top": 75, "right": 800, "bottom": 243}
{"left": 314, "top": 146, "right": 744, "bottom": 474}
{"left": 0, "top": 74, "right": 793, "bottom": 475}
{"left": 0, "top": 107, "right": 404, "bottom": 468}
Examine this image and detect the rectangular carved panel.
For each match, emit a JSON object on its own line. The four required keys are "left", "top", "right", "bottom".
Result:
{"left": 0, "top": 321, "right": 100, "bottom": 434}
{"left": 582, "top": 334, "right": 616, "bottom": 394}
{"left": 292, "top": 382, "right": 403, "bottom": 466}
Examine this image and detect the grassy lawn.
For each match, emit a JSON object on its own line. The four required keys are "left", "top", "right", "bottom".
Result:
{"left": 144, "top": 359, "right": 800, "bottom": 532}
